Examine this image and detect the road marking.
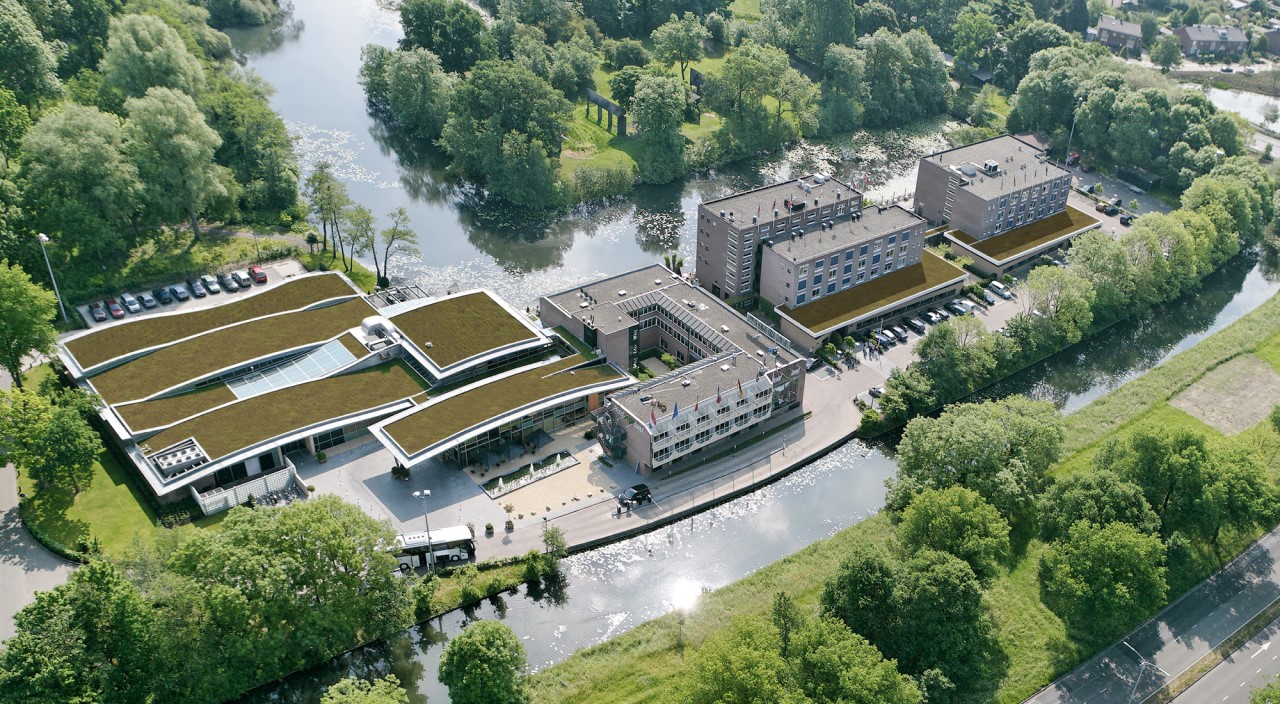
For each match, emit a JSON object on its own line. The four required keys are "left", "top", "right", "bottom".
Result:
{"left": 1252, "top": 642, "right": 1273, "bottom": 659}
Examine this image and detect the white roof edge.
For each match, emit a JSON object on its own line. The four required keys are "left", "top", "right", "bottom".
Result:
{"left": 777, "top": 273, "right": 969, "bottom": 338}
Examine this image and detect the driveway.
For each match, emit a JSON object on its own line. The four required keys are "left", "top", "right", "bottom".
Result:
{"left": 0, "top": 362, "right": 75, "bottom": 641}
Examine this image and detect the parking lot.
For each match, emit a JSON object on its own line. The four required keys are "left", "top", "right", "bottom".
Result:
{"left": 73, "top": 258, "right": 309, "bottom": 330}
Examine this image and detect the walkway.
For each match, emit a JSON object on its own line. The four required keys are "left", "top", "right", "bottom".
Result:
{"left": 0, "top": 359, "right": 75, "bottom": 641}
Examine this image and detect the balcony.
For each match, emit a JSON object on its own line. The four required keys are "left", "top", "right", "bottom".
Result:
{"left": 189, "top": 457, "right": 305, "bottom": 516}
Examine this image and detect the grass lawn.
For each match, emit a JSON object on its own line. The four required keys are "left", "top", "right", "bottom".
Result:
{"left": 560, "top": 110, "right": 640, "bottom": 179}
{"left": 65, "top": 272, "right": 358, "bottom": 370}
{"left": 1254, "top": 326, "right": 1280, "bottom": 372}
{"left": 389, "top": 291, "right": 538, "bottom": 369}
{"left": 527, "top": 291, "right": 1280, "bottom": 704}
{"left": 728, "top": 0, "right": 761, "bottom": 20}
{"left": 17, "top": 366, "right": 224, "bottom": 558}
{"left": 552, "top": 326, "right": 600, "bottom": 361}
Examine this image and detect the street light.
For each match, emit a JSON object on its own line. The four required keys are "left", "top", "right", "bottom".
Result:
{"left": 36, "top": 233, "right": 68, "bottom": 324}
{"left": 413, "top": 489, "right": 433, "bottom": 570}
{"left": 1062, "top": 96, "right": 1085, "bottom": 172}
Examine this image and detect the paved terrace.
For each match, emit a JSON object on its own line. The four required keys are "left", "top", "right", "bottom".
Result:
{"left": 63, "top": 272, "right": 358, "bottom": 370}
{"left": 778, "top": 251, "right": 966, "bottom": 335}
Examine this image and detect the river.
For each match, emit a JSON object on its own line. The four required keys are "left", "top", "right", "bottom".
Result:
{"left": 226, "top": 1, "right": 1280, "bottom": 701}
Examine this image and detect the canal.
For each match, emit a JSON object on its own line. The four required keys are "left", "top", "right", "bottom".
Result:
{"left": 226, "top": 1, "right": 1280, "bottom": 700}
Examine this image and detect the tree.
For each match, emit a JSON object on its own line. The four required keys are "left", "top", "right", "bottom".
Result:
{"left": 303, "top": 162, "right": 351, "bottom": 254}
{"left": 889, "top": 397, "right": 1064, "bottom": 521}
{"left": 29, "top": 405, "right": 102, "bottom": 493}
{"left": 818, "top": 44, "right": 866, "bottom": 136}
{"left": 800, "top": 0, "right": 855, "bottom": 64}
{"left": 954, "top": 6, "right": 999, "bottom": 70}
{"left": 998, "top": 20, "right": 1072, "bottom": 90}
{"left": 1041, "top": 521, "right": 1167, "bottom": 638}
{"left": 663, "top": 252, "right": 684, "bottom": 275}
{"left": 0, "top": 86, "right": 31, "bottom": 156}
{"left": 1139, "top": 15, "right": 1158, "bottom": 46}
{"left": 873, "top": 366, "right": 937, "bottom": 426}
{"left": 200, "top": 72, "right": 300, "bottom": 219}
{"left": 439, "top": 60, "right": 571, "bottom": 205}
{"left": 652, "top": 12, "right": 708, "bottom": 81}
{"left": 912, "top": 315, "right": 998, "bottom": 401}
{"left": 608, "top": 65, "right": 647, "bottom": 111}
{"left": 603, "top": 38, "right": 649, "bottom": 69}
{"left": 686, "top": 616, "right": 792, "bottom": 704}
{"left": 892, "top": 550, "right": 988, "bottom": 684}
{"left": 1038, "top": 470, "right": 1159, "bottom": 542}
{"left": 1196, "top": 448, "right": 1276, "bottom": 552}
{"left": 379, "top": 48, "right": 455, "bottom": 141}
{"left": 376, "top": 207, "right": 418, "bottom": 286}
{"left": 899, "top": 487, "right": 1010, "bottom": 582}
{"left": 1151, "top": 34, "right": 1183, "bottom": 73}
{"left": 398, "top": 0, "right": 490, "bottom": 74}
{"left": 1100, "top": 428, "right": 1213, "bottom": 537}
{"left": 820, "top": 540, "right": 900, "bottom": 650}
{"left": 789, "top": 615, "right": 923, "bottom": 704}
{"left": 858, "top": 29, "right": 950, "bottom": 129}
{"left": 321, "top": 675, "right": 410, "bottom": 704}
{"left": 124, "top": 87, "right": 226, "bottom": 238}
{"left": 857, "top": 2, "right": 898, "bottom": 35}
{"left": 632, "top": 75, "right": 686, "bottom": 184}
{"left": 0, "top": 0, "right": 60, "bottom": 105}
{"left": 1066, "top": 229, "right": 1136, "bottom": 324}
{"left": 0, "top": 261, "right": 57, "bottom": 390}
{"left": 968, "top": 84, "right": 998, "bottom": 128}
{"left": 340, "top": 204, "right": 375, "bottom": 275}
{"left": 1022, "top": 264, "right": 1095, "bottom": 344}
{"left": 439, "top": 620, "right": 528, "bottom": 704}
{"left": 21, "top": 103, "right": 144, "bottom": 264}
{"left": 1272, "top": 405, "right": 1280, "bottom": 435}
{"left": 102, "top": 14, "right": 206, "bottom": 99}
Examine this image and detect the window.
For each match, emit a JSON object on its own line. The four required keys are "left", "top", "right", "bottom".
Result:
{"left": 999, "top": 197, "right": 1007, "bottom": 208}
{"left": 845, "top": 250, "right": 855, "bottom": 260}
{"left": 884, "top": 261, "right": 893, "bottom": 272}
{"left": 715, "top": 420, "right": 731, "bottom": 435}
{"left": 798, "top": 278, "right": 807, "bottom": 289}
{"left": 841, "top": 276, "right": 851, "bottom": 288}
{"left": 796, "top": 293, "right": 807, "bottom": 304}
{"left": 899, "top": 257, "right": 907, "bottom": 268}
{"left": 870, "top": 267, "right": 879, "bottom": 276}
{"left": 859, "top": 244, "right": 868, "bottom": 255}
{"left": 735, "top": 413, "right": 751, "bottom": 427}
{"left": 899, "top": 245, "right": 907, "bottom": 255}
{"left": 675, "top": 438, "right": 691, "bottom": 452}
{"left": 858, "top": 258, "right": 866, "bottom": 269}
{"left": 887, "top": 235, "right": 896, "bottom": 245}
{"left": 654, "top": 430, "right": 670, "bottom": 442}
{"left": 315, "top": 428, "right": 347, "bottom": 452}
{"left": 872, "top": 253, "right": 881, "bottom": 265}
{"left": 753, "top": 406, "right": 769, "bottom": 418}
{"left": 785, "top": 282, "right": 791, "bottom": 288}
{"left": 811, "top": 288, "right": 820, "bottom": 297}
{"left": 827, "top": 281, "right": 837, "bottom": 293}
{"left": 873, "top": 241, "right": 882, "bottom": 252}
{"left": 857, "top": 272, "right": 865, "bottom": 282}
{"left": 737, "top": 398, "right": 749, "bottom": 408}
{"left": 843, "top": 263, "right": 852, "bottom": 274}
{"left": 696, "top": 429, "right": 712, "bottom": 444}
{"left": 829, "top": 255, "right": 839, "bottom": 266}
{"left": 902, "top": 232, "right": 910, "bottom": 242}
{"left": 813, "top": 273, "right": 823, "bottom": 285}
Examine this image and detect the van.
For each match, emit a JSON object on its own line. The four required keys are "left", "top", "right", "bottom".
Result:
{"left": 988, "top": 281, "right": 1013, "bottom": 299}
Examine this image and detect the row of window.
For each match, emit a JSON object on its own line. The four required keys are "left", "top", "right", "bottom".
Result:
{"left": 652, "top": 405, "right": 771, "bottom": 465}
{"left": 791, "top": 255, "right": 912, "bottom": 306}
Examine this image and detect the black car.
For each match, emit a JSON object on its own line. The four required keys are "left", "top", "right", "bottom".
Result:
{"left": 189, "top": 278, "right": 208, "bottom": 297}
{"left": 618, "top": 484, "right": 652, "bottom": 507}
{"left": 869, "top": 386, "right": 885, "bottom": 398}
{"left": 890, "top": 325, "right": 909, "bottom": 342}
{"left": 88, "top": 301, "right": 108, "bottom": 322}
{"left": 217, "top": 272, "right": 240, "bottom": 292}
{"left": 1119, "top": 214, "right": 1134, "bottom": 226}
{"left": 1104, "top": 205, "right": 1120, "bottom": 216}
{"left": 905, "top": 317, "right": 927, "bottom": 334}
{"left": 153, "top": 287, "right": 174, "bottom": 304}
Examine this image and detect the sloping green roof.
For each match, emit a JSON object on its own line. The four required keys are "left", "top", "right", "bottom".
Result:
{"left": 780, "top": 251, "right": 967, "bottom": 334}
{"left": 390, "top": 292, "right": 538, "bottom": 368}
{"left": 950, "top": 206, "right": 1099, "bottom": 263}
{"left": 116, "top": 384, "right": 237, "bottom": 433}
{"left": 90, "top": 298, "right": 374, "bottom": 404}
{"left": 384, "top": 355, "right": 623, "bottom": 457}
{"left": 145, "top": 361, "right": 428, "bottom": 461}
{"left": 66, "top": 273, "right": 359, "bottom": 369}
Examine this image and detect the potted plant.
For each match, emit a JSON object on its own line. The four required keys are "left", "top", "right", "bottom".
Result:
{"left": 503, "top": 503, "right": 516, "bottom": 531}
{"left": 316, "top": 451, "right": 327, "bottom": 464}
{"left": 485, "top": 522, "right": 494, "bottom": 536}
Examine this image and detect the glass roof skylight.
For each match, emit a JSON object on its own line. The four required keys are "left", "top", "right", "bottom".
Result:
{"left": 227, "top": 338, "right": 357, "bottom": 400}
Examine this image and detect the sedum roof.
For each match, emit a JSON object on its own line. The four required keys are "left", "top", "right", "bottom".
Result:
{"left": 389, "top": 291, "right": 538, "bottom": 369}
{"left": 950, "top": 206, "right": 1099, "bottom": 263}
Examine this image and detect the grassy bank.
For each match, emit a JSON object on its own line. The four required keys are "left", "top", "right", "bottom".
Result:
{"left": 526, "top": 292, "right": 1280, "bottom": 704}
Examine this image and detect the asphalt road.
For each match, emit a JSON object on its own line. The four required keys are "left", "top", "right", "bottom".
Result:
{"left": 1173, "top": 615, "right": 1280, "bottom": 703}
{"left": 1026, "top": 528, "right": 1280, "bottom": 704}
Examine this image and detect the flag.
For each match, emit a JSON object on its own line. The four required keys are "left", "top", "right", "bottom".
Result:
{"left": 716, "top": 385, "right": 722, "bottom": 404}
{"left": 650, "top": 405, "right": 656, "bottom": 428}
{"left": 864, "top": 175, "right": 871, "bottom": 187}
{"left": 738, "top": 379, "right": 744, "bottom": 399}
{"left": 694, "top": 398, "right": 699, "bottom": 413}
{"left": 756, "top": 204, "right": 761, "bottom": 219}
{"left": 672, "top": 401, "right": 679, "bottom": 419}
{"left": 771, "top": 198, "right": 777, "bottom": 212}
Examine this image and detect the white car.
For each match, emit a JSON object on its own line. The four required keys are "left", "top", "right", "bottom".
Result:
{"left": 988, "top": 281, "right": 1013, "bottom": 300}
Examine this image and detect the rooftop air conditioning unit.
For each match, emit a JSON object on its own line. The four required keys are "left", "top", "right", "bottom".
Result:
{"left": 721, "top": 325, "right": 730, "bottom": 332}
{"left": 983, "top": 159, "right": 999, "bottom": 174}
{"left": 618, "top": 289, "right": 627, "bottom": 296}
{"left": 681, "top": 379, "right": 691, "bottom": 387}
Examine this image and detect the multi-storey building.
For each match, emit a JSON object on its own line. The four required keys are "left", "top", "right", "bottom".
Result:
{"left": 1173, "top": 24, "right": 1248, "bottom": 57}
{"left": 1095, "top": 15, "right": 1142, "bottom": 51}
{"left": 539, "top": 265, "right": 807, "bottom": 474}
{"left": 694, "top": 176, "right": 862, "bottom": 301}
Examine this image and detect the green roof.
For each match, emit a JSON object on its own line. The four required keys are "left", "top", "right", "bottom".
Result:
{"left": 391, "top": 292, "right": 538, "bottom": 368}
{"left": 90, "top": 298, "right": 374, "bottom": 404}
{"left": 117, "top": 384, "right": 237, "bottom": 432}
{"left": 145, "top": 361, "right": 428, "bottom": 461}
{"left": 950, "top": 206, "right": 1099, "bottom": 263}
{"left": 384, "top": 355, "right": 623, "bottom": 457}
{"left": 780, "top": 251, "right": 967, "bottom": 334}
{"left": 66, "top": 273, "right": 359, "bottom": 369}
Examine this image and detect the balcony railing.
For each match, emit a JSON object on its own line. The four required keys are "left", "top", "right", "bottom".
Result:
{"left": 190, "top": 458, "right": 303, "bottom": 516}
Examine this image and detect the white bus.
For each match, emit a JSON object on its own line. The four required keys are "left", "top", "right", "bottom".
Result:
{"left": 394, "top": 525, "right": 475, "bottom": 570}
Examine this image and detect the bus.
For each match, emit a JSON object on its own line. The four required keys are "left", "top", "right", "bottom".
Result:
{"left": 394, "top": 525, "right": 475, "bottom": 571}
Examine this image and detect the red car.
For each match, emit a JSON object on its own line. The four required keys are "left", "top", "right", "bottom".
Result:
{"left": 248, "top": 264, "right": 267, "bottom": 284}
{"left": 104, "top": 297, "right": 126, "bottom": 319}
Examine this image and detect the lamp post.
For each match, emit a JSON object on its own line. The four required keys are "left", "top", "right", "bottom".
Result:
{"left": 413, "top": 489, "right": 433, "bottom": 569}
{"left": 36, "top": 233, "right": 69, "bottom": 324}
{"left": 1062, "top": 96, "right": 1084, "bottom": 171}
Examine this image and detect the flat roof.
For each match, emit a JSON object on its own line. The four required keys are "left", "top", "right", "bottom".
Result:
{"left": 88, "top": 298, "right": 375, "bottom": 404}
{"left": 613, "top": 353, "right": 776, "bottom": 423}
{"left": 923, "top": 134, "right": 1069, "bottom": 200}
{"left": 64, "top": 273, "right": 358, "bottom": 370}
{"left": 949, "top": 206, "right": 1100, "bottom": 263}
{"left": 779, "top": 251, "right": 967, "bottom": 335}
{"left": 144, "top": 360, "right": 428, "bottom": 462}
{"left": 702, "top": 175, "right": 859, "bottom": 225}
{"left": 382, "top": 355, "right": 625, "bottom": 457}
{"left": 388, "top": 291, "right": 540, "bottom": 369}
{"left": 767, "top": 205, "right": 924, "bottom": 264}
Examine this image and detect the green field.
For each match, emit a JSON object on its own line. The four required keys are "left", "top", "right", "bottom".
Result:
{"left": 527, "top": 292, "right": 1280, "bottom": 704}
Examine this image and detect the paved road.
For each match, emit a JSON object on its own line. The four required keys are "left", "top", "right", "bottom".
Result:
{"left": 1026, "top": 528, "right": 1280, "bottom": 704}
{"left": 1173, "top": 615, "right": 1280, "bottom": 703}
{"left": 0, "top": 361, "right": 75, "bottom": 641}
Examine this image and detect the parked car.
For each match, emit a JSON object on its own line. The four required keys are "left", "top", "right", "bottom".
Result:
{"left": 1080, "top": 163, "right": 1096, "bottom": 173}
{"left": 217, "top": 272, "right": 240, "bottom": 292}
{"left": 988, "top": 281, "right": 1013, "bottom": 299}
{"left": 1244, "top": 66, "right": 1257, "bottom": 74}
{"left": 1119, "top": 214, "right": 1134, "bottom": 226}
{"left": 1220, "top": 66, "right": 1235, "bottom": 73}
{"left": 1095, "top": 200, "right": 1109, "bottom": 212}
{"left": 88, "top": 301, "right": 108, "bottom": 322}
{"left": 618, "top": 484, "right": 652, "bottom": 507}
{"left": 930, "top": 306, "right": 950, "bottom": 321}
{"left": 877, "top": 330, "right": 897, "bottom": 346}
{"left": 199, "top": 274, "right": 221, "bottom": 294}
{"left": 1065, "top": 151, "right": 1080, "bottom": 166}
{"left": 890, "top": 325, "right": 909, "bottom": 342}
{"left": 248, "top": 264, "right": 267, "bottom": 284}
{"left": 981, "top": 290, "right": 997, "bottom": 305}
{"left": 232, "top": 270, "right": 254, "bottom": 289}
{"left": 1108, "top": 196, "right": 1123, "bottom": 207}
{"left": 905, "top": 317, "right": 927, "bottom": 334}
{"left": 868, "top": 386, "right": 885, "bottom": 399}
{"left": 922, "top": 309, "right": 942, "bottom": 324}
{"left": 170, "top": 284, "right": 190, "bottom": 301}
{"left": 153, "top": 287, "right": 173, "bottom": 305}
{"left": 120, "top": 292, "right": 142, "bottom": 313}
{"left": 945, "top": 300, "right": 969, "bottom": 316}
{"left": 105, "top": 297, "right": 126, "bottom": 319}
{"left": 139, "top": 291, "right": 158, "bottom": 308}
{"left": 1104, "top": 204, "right": 1120, "bottom": 216}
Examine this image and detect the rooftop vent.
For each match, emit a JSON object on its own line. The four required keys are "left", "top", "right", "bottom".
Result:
{"left": 425, "top": 341, "right": 433, "bottom": 348}
{"left": 983, "top": 159, "right": 999, "bottom": 174}
{"left": 681, "top": 379, "right": 691, "bottom": 387}
{"left": 720, "top": 364, "right": 731, "bottom": 371}
{"left": 618, "top": 289, "right": 627, "bottom": 296}
{"left": 655, "top": 279, "right": 662, "bottom": 285}
{"left": 721, "top": 325, "right": 730, "bottom": 332}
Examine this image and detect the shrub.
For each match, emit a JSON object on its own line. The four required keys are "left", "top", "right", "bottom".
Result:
{"left": 584, "top": 428, "right": 596, "bottom": 440}
{"left": 568, "top": 164, "right": 636, "bottom": 202}
{"left": 603, "top": 38, "right": 650, "bottom": 68}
